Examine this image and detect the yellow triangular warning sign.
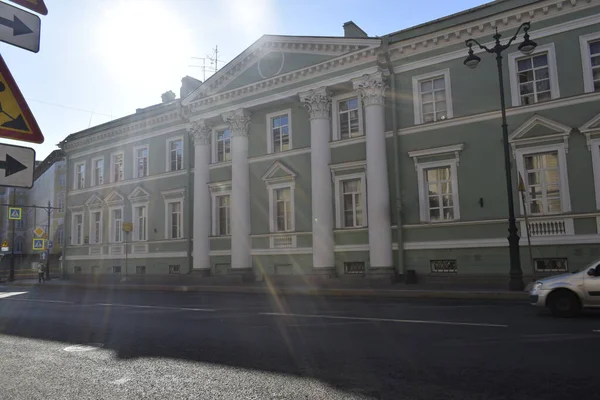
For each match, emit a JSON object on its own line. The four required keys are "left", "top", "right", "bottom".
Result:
{"left": 0, "top": 55, "right": 44, "bottom": 144}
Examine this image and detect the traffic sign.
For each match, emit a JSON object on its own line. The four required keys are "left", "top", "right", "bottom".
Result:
{"left": 32, "top": 238, "right": 45, "bottom": 250}
{"left": 40, "top": 250, "right": 46, "bottom": 259}
{"left": 7, "top": 1, "right": 48, "bottom": 16}
{"left": 8, "top": 207, "right": 21, "bottom": 219}
{"left": 33, "top": 226, "right": 44, "bottom": 237}
{"left": 122, "top": 222, "right": 133, "bottom": 233}
{"left": 0, "top": 143, "right": 34, "bottom": 188}
{"left": 0, "top": 54, "right": 44, "bottom": 143}
{"left": 1, "top": 239, "right": 8, "bottom": 252}
{"left": 0, "top": 2, "right": 40, "bottom": 52}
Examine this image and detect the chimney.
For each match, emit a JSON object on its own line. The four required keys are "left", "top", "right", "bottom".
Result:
{"left": 180, "top": 76, "right": 203, "bottom": 99}
{"left": 161, "top": 90, "right": 176, "bottom": 103}
{"left": 343, "top": 21, "right": 368, "bottom": 38}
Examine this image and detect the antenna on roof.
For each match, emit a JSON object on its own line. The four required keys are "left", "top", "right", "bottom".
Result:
{"left": 189, "top": 45, "right": 226, "bottom": 81}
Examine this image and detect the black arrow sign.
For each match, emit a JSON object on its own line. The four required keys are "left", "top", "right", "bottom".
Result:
{"left": 0, "top": 154, "right": 27, "bottom": 177}
{"left": 0, "top": 14, "right": 32, "bottom": 36}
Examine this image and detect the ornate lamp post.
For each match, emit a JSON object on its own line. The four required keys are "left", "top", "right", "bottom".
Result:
{"left": 463, "top": 22, "right": 537, "bottom": 291}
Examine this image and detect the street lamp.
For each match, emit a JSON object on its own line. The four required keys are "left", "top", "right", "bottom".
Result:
{"left": 463, "top": 22, "right": 537, "bottom": 291}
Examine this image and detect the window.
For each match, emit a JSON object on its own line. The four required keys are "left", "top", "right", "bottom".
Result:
{"left": 136, "top": 265, "right": 146, "bottom": 275}
{"left": 110, "top": 208, "right": 123, "bottom": 242}
{"left": 74, "top": 162, "right": 85, "bottom": 189}
{"left": 135, "top": 146, "right": 148, "bottom": 178}
{"left": 431, "top": 260, "right": 458, "bottom": 273}
{"left": 57, "top": 193, "right": 65, "bottom": 212}
{"left": 580, "top": 33, "right": 600, "bottom": 93}
{"left": 272, "top": 187, "right": 293, "bottom": 232}
{"left": 334, "top": 174, "right": 367, "bottom": 229}
{"left": 424, "top": 166, "right": 455, "bottom": 221}
{"left": 215, "top": 194, "right": 230, "bottom": 236}
{"left": 169, "top": 264, "right": 180, "bottom": 274}
{"left": 73, "top": 266, "right": 82, "bottom": 274}
{"left": 344, "top": 262, "right": 365, "bottom": 275}
{"left": 134, "top": 205, "right": 147, "bottom": 241}
{"left": 15, "top": 215, "right": 24, "bottom": 229}
{"left": 72, "top": 213, "right": 83, "bottom": 245}
{"left": 167, "top": 201, "right": 182, "bottom": 239}
{"left": 509, "top": 43, "right": 559, "bottom": 106}
{"left": 59, "top": 174, "right": 66, "bottom": 187}
{"left": 534, "top": 258, "right": 568, "bottom": 273}
{"left": 111, "top": 153, "right": 124, "bottom": 182}
{"left": 523, "top": 152, "right": 562, "bottom": 215}
{"left": 56, "top": 225, "right": 64, "bottom": 245}
{"left": 412, "top": 69, "right": 453, "bottom": 125}
{"left": 267, "top": 110, "right": 291, "bottom": 153}
{"left": 90, "top": 211, "right": 102, "bottom": 244}
{"left": 112, "top": 266, "right": 121, "bottom": 274}
{"left": 167, "top": 138, "right": 183, "bottom": 171}
{"left": 92, "top": 158, "right": 104, "bottom": 186}
{"left": 338, "top": 97, "right": 360, "bottom": 139}
{"left": 14, "top": 236, "right": 23, "bottom": 253}
{"left": 215, "top": 129, "right": 231, "bottom": 162}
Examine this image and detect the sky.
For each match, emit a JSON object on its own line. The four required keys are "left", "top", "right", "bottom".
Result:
{"left": 0, "top": 0, "right": 488, "bottom": 160}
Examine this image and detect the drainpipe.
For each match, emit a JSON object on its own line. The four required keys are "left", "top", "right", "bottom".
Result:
{"left": 381, "top": 36, "right": 404, "bottom": 279}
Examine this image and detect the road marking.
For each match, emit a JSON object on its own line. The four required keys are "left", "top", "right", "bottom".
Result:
{"left": 0, "top": 291, "right": 27, "bottom": 298}
{"left": 593, "top": 330, "right": 600, "bottom": 333}
{"left": 260, "top": 312, "right": 508, "bottom": 328}
{"left": 1, "top": 297, "right": 73, "bottom": 304}
{"left": 95, "top": 303, "right": 216, "bottom": 312}
{"left": 64, "top": 343, "right": 104, "bottom": 352}
{"left": 288, "top": 321, "right": 374, "bottom": 328}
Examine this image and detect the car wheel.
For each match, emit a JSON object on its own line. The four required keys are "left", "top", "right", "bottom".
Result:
{"left": 549, "top": 290, "right": 581, "bottom": 318}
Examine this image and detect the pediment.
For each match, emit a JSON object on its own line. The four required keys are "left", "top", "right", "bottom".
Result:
{"left": 85, "top": 194, "right": 103, "bottom": 209}
{"left": 262, "top": 161, "right": 296, "bottom": 183}
{"left": 182, "top": 35, "right": 380, "bottom": 105}
{"left": 579, "top": 112, "right": 600, "bottom": 133}
{"left": 509, "top": 115, "right": 571, "bottom": 143}
{"left": 128, "top": 186, "right": 150, "bottom": 203}
{"left": 104, "top": 190, "right": 124, "bottom": 206}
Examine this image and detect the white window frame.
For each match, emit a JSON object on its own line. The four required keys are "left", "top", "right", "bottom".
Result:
{"left": 57, "top": 192, "right": 65, "bottom": 212}
{"left": 211, "top": 190, "right": 231, "bottom": 236}
{"left": 165, "top": 199, "right": 183, "bottom": 239}
{"left": 515, "top": 142, "right": 571, "bottom": 215}
{"left": 211, "top": 124, "right": 231, "bottom": 164}
{"left": 416, "top": 160, "right": 460, "bottom": 222}
{"left": 71, "top": 212, "right": 84, "bottom": 245}
{"left": 88, "top": 209, "right": 103, "bottom": 244}
{"left": 332, "top": 92, "right": 363, "bottom": 141}
{"left": 132, "top": 204, "right": 148, "bottom": 242}
{"left": 267, "top": 182, "right": 295, "bottom": 233}
{"left": 334, "top": 172, "right": 367, "bottom": 229}
{"left": 110, "top": 152, "right": 124, "bottom": 183}
{"left": 133, "top": 145, "right": 149, "bottom": 178}
{"left": 508, "top": 43, "right": 560, "bottom": 107}
{"left": 74, "top": 161, "right": 85, "bottom": 190}
{"left": 411, "top": 69, "right": 454, "bottom": 125}
{"left": 266, "top": 109, "right": 292, "bottom": 154}
{"left": 108, "top": 207, "right": 124, "bottom": 243}
{"left": 579, "top": 32, "right": 600, "bottom": 93}
{"left": 91, "top": 157, "right": 104, "bottom": 186}
{"left": 59, "top": 174, "right": 66, "bottom": 187}
{"left": 166, "top": 136, "right": 184, "bottom": 172}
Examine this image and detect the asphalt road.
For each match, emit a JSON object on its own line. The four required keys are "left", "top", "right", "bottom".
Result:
{"left": 0, "top": 286, "right": 598, "bottom": 400}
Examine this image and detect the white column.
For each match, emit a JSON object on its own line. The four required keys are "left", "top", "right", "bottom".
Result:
{"left": 190, "top": 120, "right": 211, "bottom": 271}
{"left": 299, "top": 87, "right": 335, "bottom": 269}
{"left": 223, "top": 109, "right": 252, "bottom": 270}
{"left": 353, "top": 71, "right": 393, "bottom": 268}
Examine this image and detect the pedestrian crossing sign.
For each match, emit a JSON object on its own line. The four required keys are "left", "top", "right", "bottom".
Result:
{"left": 32, "top": 238, "right": 45, "bottom": 251}
{"left": 8, "top": 207, "right": 21, "bottom": 220}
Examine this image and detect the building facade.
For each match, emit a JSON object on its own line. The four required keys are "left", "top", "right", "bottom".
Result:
{"left": 61, "top": 0, "right": 600, "bottom": 283}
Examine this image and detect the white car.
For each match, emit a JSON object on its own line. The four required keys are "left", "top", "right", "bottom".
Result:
{"left": 530, "top": 258, "right": 600, "bottom": 317}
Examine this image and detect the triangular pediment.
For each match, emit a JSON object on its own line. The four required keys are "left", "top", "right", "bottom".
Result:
{"left": 104, "top": 190, "right": 124, "bottom": 206}
{"left": 262, "top": 161, "right": 296, "bottom": 183}
{"left": 182, "top": 35, "right": 380, "bottom": 105}
{"left": 509, "top": 115, "right": 571, "bottom": 143}
{"left": 128, "top": 186, "right": 150, "bottom": 203}
{"left": 579, "top": 112, "right": 600, "bottom": 133}
{"left": 85, "top": 194, "right": 103, "bottom": 209}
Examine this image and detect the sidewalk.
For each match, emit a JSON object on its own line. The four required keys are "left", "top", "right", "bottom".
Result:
{"left": 5, "top": 278, "right": 530, "bottom": 301}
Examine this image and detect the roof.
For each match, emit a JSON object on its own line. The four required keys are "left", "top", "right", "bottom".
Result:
{"left": 33, "top": 149, "right": 65, "bottom": 181}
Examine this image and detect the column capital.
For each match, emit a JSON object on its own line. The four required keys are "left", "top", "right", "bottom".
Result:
{"left": 352, "top": 71, "right": 388, "bottom": 107}
{"left": 189, "top": 120, "right": 211, "bottom": 146}
{"left": 299, "top": 87, "right": 332, "bottom": 120}
{"left": 222, "top": 109, "right": 251, "bottom": 137}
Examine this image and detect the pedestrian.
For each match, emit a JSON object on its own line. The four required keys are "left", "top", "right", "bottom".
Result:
{"left": 38, "top": 264, "right": 45, "bottom": 283}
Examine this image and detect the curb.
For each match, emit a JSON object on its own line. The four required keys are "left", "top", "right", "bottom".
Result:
{"left": 7, "top": 281, "right": 529, "bottom": 301}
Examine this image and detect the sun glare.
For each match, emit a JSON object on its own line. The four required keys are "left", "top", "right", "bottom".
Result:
{"left": 94, "top": 0, "right": 192, "bottom": 92}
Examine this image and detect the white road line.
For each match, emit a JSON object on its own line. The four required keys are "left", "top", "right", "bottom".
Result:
{"left": 95, "top": 303, "right": 216, "bottom": 312}
{"left": 593, "top": 330, "right": 600, "bottom": 333}
{"left": 260, "top": 312, "right": 508, "bottom": 328}
{"left": 1, "top": 298, "right": 73, "bottom": 304}
{"left": 0, "top": 291, "right": 28, "bottom": 299}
